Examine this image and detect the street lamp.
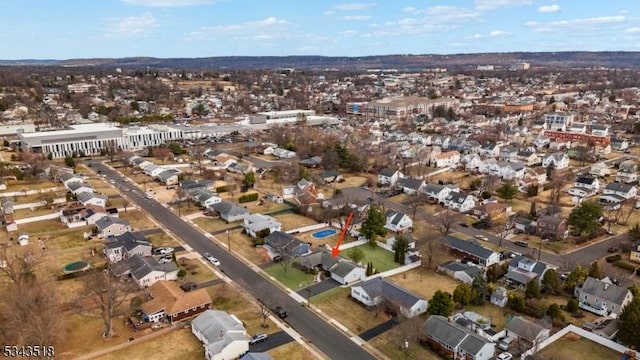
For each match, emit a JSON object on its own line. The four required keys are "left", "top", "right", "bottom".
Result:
{"left": 226, "top": 230, "right": 231, "bottom": 252}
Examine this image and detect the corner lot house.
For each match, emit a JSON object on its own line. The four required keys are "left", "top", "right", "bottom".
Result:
{"left": 141, "top": 280, "right": 212, "bottom": 323}
{"left": 574, "top": 276, "right": 633, "bottom": 318}
{"left": 351, "top": 276, "right": 427, "bottom": 318}
{"left": 191, "top": 310, "right": 250, "bottom": 360}
{"left": 95, "top": 216, "right": 132, "bottom": 238}
{"left": 103, "top": 231, "right": 152, "bottom": 263}
{"left": 421, "top": 315, "right": 495, "bottom": 360}
{"left": 445, "top": 235, "right": 500, "bottom": 267}
{"left": 384, "top": 210, "right": 413, "bottom": 233}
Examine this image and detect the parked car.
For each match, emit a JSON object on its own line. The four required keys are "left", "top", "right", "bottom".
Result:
{"left": 459, "top": 222, "right": 469, "bottom": 227}
{"left": 204, "top": 252, "right": 220, "bottom": 266}
{"left": 475, "top": 234, "right": 489, "bottom": 242}
{"left": 514, "top": 240, "right": 529, "bottom": 247}
{"left": 608, "top": 247, "right": 617, "bottom": 253}
{"left": 560, "top": 272, "right": 569, "bottom": 280}
{"left": 497, "top": 352, "right": 513, "bottom": 360}
{"left": 274, "top": 306, "right": 288, "bottom": 319}
{"left": 158, "top": 255, "right": 173, "bottom": 264}
{"left": 249, "top": 333, "right": 268, "bottom": 345}
{"left": 272, "top": 255, "right": 283, "bottom": 263}
{"left": 154, "top": 247, "right": 174, "bottom": 255}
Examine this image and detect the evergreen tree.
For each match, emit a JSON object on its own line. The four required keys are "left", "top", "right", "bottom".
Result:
{"left": 428, "top": 290, "right": 454, "bottom": 316}
{"left": 452, "top": 283, "right": 475, "bottom": 307}
{"left": 541, "top": 269, "right": 560, "bottom": 295}
{"left": 392, "top": 235, "right": 410, "bottom": 264}
{"left": 525, "top": 280, "right": 541, "bottom": 299}
{"left": 361, "top": 204, "right": 386, "bottom": 247}
{"left": 618, "top": 296, "right": 640, "bottom": 348}
{"left": 471, "top": 274, "right": 488, "bottom": 305}
{"left": 566, "top": 298, "right": 579, "bottom": 313}
{"left": 588, "top": 261, "right": 602, "bottom": 279}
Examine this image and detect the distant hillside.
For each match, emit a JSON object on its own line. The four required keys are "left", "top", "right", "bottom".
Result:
{"left": 1, "top": 52, "right": 640, "bottom": 70}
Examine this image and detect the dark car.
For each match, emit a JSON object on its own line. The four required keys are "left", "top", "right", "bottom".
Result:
{"left": 459, "top": 222, "right": 469, "bottom": 227}
{"left": 272, "top": 255, "right": 283, "bottom": 263}
{"left": 274, "top": 306, "right": 288, "bottom": 319}
{"left": 608, "top": 247, "right": 617, "bottom": 253}
{"left": 514, "top": 240, "right": 529, "bottom": 247}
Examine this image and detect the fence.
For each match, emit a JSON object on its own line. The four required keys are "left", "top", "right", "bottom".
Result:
{"left": 362, "top": 261, "right": 422, "bottom": 282}
{"left": 520, "top": 324, "right": 639, "bottom": 359}
{"left": 338, "top": 238, "right": 368, "bottom": 250}
{"left": 15, "top": 212, "right": 61, "bottom": 224}
{"left": 285, "top": 223, "right": 328, "bottom": 235}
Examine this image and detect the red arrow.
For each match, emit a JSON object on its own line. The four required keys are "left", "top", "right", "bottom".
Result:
{"left": 332, "top": 212, "right": 354, "bottom": 257}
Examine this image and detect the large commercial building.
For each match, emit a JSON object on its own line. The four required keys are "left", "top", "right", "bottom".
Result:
{"left": 347, "top": 96, "right": 457, "bottom": 119}
{"left": 248, "top": 110, "right": 316, "bottom": 125}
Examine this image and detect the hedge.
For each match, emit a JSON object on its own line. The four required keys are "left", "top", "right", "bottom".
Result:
{"left": 606, "top": 254, "right": 622, "bottom": 263}
{"left": 216, "top": 186, "right": 228, "bottom": 193}
{"left": 239, "top": 193, "right": 259, "bottom": 203}
{"left": 613, "top": 260, "right": 636, "bottom": 272}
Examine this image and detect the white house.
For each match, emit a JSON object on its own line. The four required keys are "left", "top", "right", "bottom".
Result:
{"left": 444, "top": 191, "right": 476, "bottom": 212}
{"left": 463, "top": 153, "right": 482, "bottom": 171}
{"left": 603, "top": 182, "right": 637, "bottom": 199}
{"left": 67, "top": 182, "right": 94, "bottom": 196}
{"left": 191, "top": 310, "right": 250, "bottom": 360}
{"left": 384, "top": 210, "right": 413, "bottom": 233}
{"left": 95, "top": 216, "right": 132, "bottom": 238}
{"left": 499, "top": 161, "right": 526, "bottom": 180}
{"left": 351, "top": 277, "right": 427, "bottom": 318}
{"left": 77, "top": 192, "right": 108, "bottom": 208}
{"left": 431, "top": 150, "right": 460, "bottom": 168}
{"left": 542, "top": 153, "right": 569, "bottom": 170}
{"left": 574, "top": 277, "right": 633, "bottom": 318}
{"left": 424, "top": 183, "right": 457, "bottom": 204}
{"left": 589, "top": 162, "right": 610, "bottom": 178}
{"left": 574, "top": 176, "right": 600, "bottom": 191}
{"left": 242, "top": 213, "right": 282, "bottom": 238}
{"left": 103, "top": 232, "right": 152, "bottom": 263}
{"left": 422, "top": 315, "right": 496, "bottom": 360}
{"left": 378, "top": 168, "right": 403, "bottom": 186}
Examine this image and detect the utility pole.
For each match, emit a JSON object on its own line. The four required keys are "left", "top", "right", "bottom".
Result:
{"left": 226, "top": 230, "right": 231, "bottom": 252}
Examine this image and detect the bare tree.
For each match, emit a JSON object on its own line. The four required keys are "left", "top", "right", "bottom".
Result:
{"left": 407, "top": 193, "right": 427, "bottom": 223}
{"left": 492, "top": 217, "right": 514, "bottom": 249}
{"left": 79, "top": 268, "right": 133, "bottom": 338}
{"left": 435, "top": 210, "right": 456, "bottom": 236}
{"left": 190, "top": 145, "right": 208, "bottom": 174}
{"left": 420, "top": 232, "right": 441, "bottom": 271}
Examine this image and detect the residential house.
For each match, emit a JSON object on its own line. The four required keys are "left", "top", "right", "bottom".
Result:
{"left": 421, "top": 315, "right": 495, "bottom": 360}
{"left": 517, "top": 151, "right": 541, "bottom": 166}
{"left": 504, "top": 316, "right": 550, "bottom": 349}
{"left": 384, "top": 210, "right": 413, "bottom": 233}
{"left": 67, "top": 181, "right": 94, "bottom": 196}
{"left": 542, "top": 153, "right": 569, "bottom": 170}
{"left": 264, "top": 231, "right": 310, "bottom": 258}
{"left": 506, "top": 255, "right": 554, "bottom": 288}
{"left": 424, "top": 183, "right": 456, "bottom": 204}
{"left": 103, "top": 231, "right": 152, "bottom": 263}
{"left": 209, "top": 201, "right": 249, "bottom": 223}
{"left": 242, "top": 214, "right": 282, "bottom": 238}
{"left": 300, "top": 248, "right": 365, "bottom": 285}
{"left": 143, "top": 163, "right": 166, "bottom": 178}
{"left": 95, "top": 216, "right": 132, "bottom": 238}
{"left": 84, "top": 208, "right": 112, "bottom": 225}
{"left": 472, "top": 202, "right": 512, "bottom": 221}
{"left": 490, "top": 287, "right": 508, "bottom": 308}
{"left": 180, "top": 179, "right": 215, "bottom": 195}
{"left": 500, "top": 146, "right": 519, "bottom": 162}
{"left": 141, "top": 280, "right": 212, "bottom": 323}
{"left": 479, "top": 158, "right": 499, "bottom": 175}
{"left": 320, "top": 169, "right": 343, "bottom": 184}
{"left": 574, "top": 277, "right": 633, "bottom": 318}
{"left": 59, "top": 172, "right": 84, "bottom": 188}
{"left": 432, "top": 150, "right": 461, "bottom": 168}
{"left": 611, "top": 137, "right": 630, "bottom": 152}
{"left": 157, "top": 169, "right": 180, "bottom": 186}
{"left": 616, "top": 160, "right": 638, "bottom": 184}
{"left": 574, "top": 176, "right": 600, "bottom": 191}
{"left": 444, "top": 235, "right": 500, "bottom": 267}
{"left": 519, "top": 167, "right": 547, "bottom": 188}
{"left": 378, "top": 168, "right": 403, "bottom": 186}
{"left": 499, "top": 161, "right": 526, "bottom": 180}
{"left": 397, "top": 177, "right": 425, "bottom": 195}
{"left": 603, "top": 182, "right": 637, "bottom": 199}
{"left": 513, "top": 217, "right": 537, "bottom": 234}
{"left": 479, "top": 142, "right": 501, "bottom": 158}
{"left": 444, "top": 191, "right": 476, "bottom": 213}
{"left": 299, "top": 156, "right": 322, "bottom": 168}
{"left": 1, "top": 200, "right": 14, "bottom": 215}
{"left": 463, "top": 153, "right": 482, "bottom": 172}
{"left": 536, "top": 215, "right": 568, "bottom": 240}
{"left": 191, "top": 310, "right": 250, "bottom": 360}
{"left": 109, "top": 254, "right": 179, "bottom": 288}
{"left": 192, "top": 190, "right": 222, "bottom": 208}
{"left": 351, "top": 277, "right": 428, "bottom": 318}
{"left": 437, "top": 261, "right": 482, "bottom": 285}
{"left": 77, "top": 192, "right": 108, "bottom": 208}
{"left": 589, "top": 162, "right": 610, "bottom": 178}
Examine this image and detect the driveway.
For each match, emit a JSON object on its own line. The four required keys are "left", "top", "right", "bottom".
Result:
{"left": 248, "top": 330, "right": 294, "bottom": 352}
{"left": 296, "top": 278, "right": 341, "bottom": 297}
{"left": 359, "top": 318, "right": 397, "bottom": 341}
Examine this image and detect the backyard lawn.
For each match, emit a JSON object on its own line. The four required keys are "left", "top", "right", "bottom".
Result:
{"left": 387, "top": 269, "right": 459, "bottom": 300}
{"left": 351, "top": 244, "right": 398, "bottom": 272}
{"left": 538, "top": 333, "right": 622, "bottom": 360}
{"left": 93, "top": 328, "right": 203, "bottom": 360}
{"left": 273, "top": 213, "right": 319, "bottom": 232}
{"left": 263, "top": 263, "right": 314, "bottom": 290}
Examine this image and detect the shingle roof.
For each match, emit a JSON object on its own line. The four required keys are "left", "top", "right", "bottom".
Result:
{"left": 141, "top": 280, "right": 211, "bottom": 317}
{"left": 505, "top": 316, "right": 548, "bottom": 343}
{"left": 445, "top": 235, "right": 496, "bottom": 260}
{"left": 104, "top": 231, "right": 150, "bottom": 251}
{"left": 579, "top": 276, "right": 631, "bottom": 306}
{"left": 356, "top": 276, "right": 424, "bottom": 309}
{"left": 379, "top": 168, "right": 398, "bottom": 177}
{"left": 422, "top": 315, "right": 492, "bottom": 356}
{"left": 210, "top": 200, "right": 249, "bottom": 217}
{"left": 95, "top": 216, "right": 130, "bottom": 231}
{"left": 604, "top": 182, "right": 635, "bottom": 193}
{"left": 397, "top": 177, "right": 424, "bottom": 190}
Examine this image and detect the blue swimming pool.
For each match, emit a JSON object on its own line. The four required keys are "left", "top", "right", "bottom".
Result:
{"left": 312, "top": 228, "right": 337, "bottom": 238}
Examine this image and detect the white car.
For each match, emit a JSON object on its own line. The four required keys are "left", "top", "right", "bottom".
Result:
{"left": 157, "top": 255, "right": 173, "bottom": 264}
{"left": 157, "top": 247, "right": 174, "bottom": 255}
{"left": 475, "top": 234, "right": 489, "bottom": 242}
{"left": 497, "top": 352, "right": 513, "bottom": 360}
{"left": 204, "top": 252, "right": 220, "bottom": 266}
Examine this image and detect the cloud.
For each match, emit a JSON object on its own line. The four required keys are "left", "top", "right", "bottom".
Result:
{"left": 105, "top": 13, "right": 158, "bottom": 38}
{"left": 324, "top": 10, "right": 335, "bottom": 16}
{"left": 189, "top": 17, "right": 290, "bottom": 40}
{"left": 333, "top": 2, "right": 376, "bottom": 11}
{"left": 340, "top": 30, "right": 359, "bottom": 36}
{"left": 340, "top": 15, "right": 371, "bottom": 21}
{"left": 538, "top": 5, "right": 561, "bottom": 13}
{"left": 366, "top": 5, "right": 480, "bottom": 37}
{"left": 475, "top": 0, "right": 532, "bottom": 11}
{"left": 121, "top": 0, "right": 213, "bottom": 6}
{"left": 625, "top": 27, "right": 640, "bottom": 33}
{"left": 489, "top": 30, "right": 509, "bottom": 37}
{"left": 525, "top": 15, "right": 629, "bottom": 33}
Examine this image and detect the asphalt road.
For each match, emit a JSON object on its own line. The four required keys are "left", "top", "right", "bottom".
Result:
{"left": 341, "top": 187, "right": 625, "bottom": 270}
{"left": 91, "top": 161, "right": 376, "bottom": 360}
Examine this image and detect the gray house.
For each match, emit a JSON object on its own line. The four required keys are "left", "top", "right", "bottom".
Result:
{"left": 351, "top": 277, "right": 427, "bottom": 318}
{"left": 264, "top": 231, "right": 311, "bottom": 258}
{"left": 438, "top": 261, "right": 482, "bottom": 285}
{"left": 103, "top": 231, "right": 152, "bottom": 263}
{"left": 574, "top": 277, "right": 633, "bottom": 318}
{"left": 208, "top": 201, "right": 248, "bottom": 223}
{"left": 421, "top": 315, "right": 495, "bottom": 360}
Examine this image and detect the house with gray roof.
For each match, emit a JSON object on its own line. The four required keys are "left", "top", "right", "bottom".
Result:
{"left": 103, "top": 231, "right": 152, "bottom": 263}
{"left": 59, "top": 171, "right": 84, "bottom": 188}
{"left": 444, "top": 191, "right": 476, "bottom": 212}
{"left": 156, "top": 169, "right": 180, "bottom": 186}
{"left": 384, "top": 210, "right": 413, "bottom": 233}
{"left": 506, "top": 255, "right": 554, "bottom": 288}
{"left": 242, "top": 213, "right": 281, "bottom": 238}
{"left": 95, "top": 216, "right": 132, "bottom": 238}
{"left": 67, "top": 181, "right": 94, "bottom": 196}
{"left": 264, "top": 231, "right": 310, "bottom": 258}
{"left": 574, "top": 276, "right": 633, "bottom": 318}
{"left": 444, "top": 235, "right": 500, "bottom": 267}
{"left": 191, "top": 309, "right": 250, "bottom": 360}
{"left": 351, "top": 276, "right": 427, "bottom": 318}
{"left": 109, "top": 254, "right": 178, "bottom": 288}
{"left": 378, "top": 168, "right": 403, "bottom": 186}
{"left": 397, "top": 177, "right": 425, "bottom": 195}
{"left": 421, "top": 315, "right": 495, "bottom": 360}
{"left": 490, "top": 287, "right": 508, "bottom": 308}
{"left": 504, "top": 316, "right": 550, "bottom": 349}
{"left": 209, "top": 200, "right": 248, "bottom": 223}
{"left": 77, "top": 192, "right": 108, "bottom": 208}
{"left": 424, "top": 183, "right": 456, "bottom": 204}
{"left": 180, "top": 179, "right": 215, "bottom": 195}
{"left": 438, "top": 261, "right": 482, "bottom": 285}
{"left": 300, "top": 248, "right": 365, "bottom": 285}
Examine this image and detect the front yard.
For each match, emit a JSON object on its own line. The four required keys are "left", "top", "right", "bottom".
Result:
{"left": 263, "top": 263, "right": 314, "bottom": 290}
{"left": 92, "top": 328, "right": 203, "bottom": 360}
{"left": 119, "top": 210, "right": 158, "bottom": 230}
{"left": 386, "top": 268, "right": 459, "bottom": 300}
{"left": 311, "top": 287, "right": 387, "bottom": 334}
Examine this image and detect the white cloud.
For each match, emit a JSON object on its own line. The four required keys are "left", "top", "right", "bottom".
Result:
{"left": 625, "top": 27, "right": 640, "bottom": 33}
{"left": 525, "top": 15, "right": 628, "bottom": 33}
{"left": 365, "top": 5, "right": 480, "bottom": 37}
{"left": 472, "top": 34, "right": 483, "bottom": 39}
{"left": 324, "top": 10, "right": 335, "bottom": 16}
{"left": 489, "top": 30, "right": 509, "bottom": 37}
{"left": 189, "top": 17, "right": 290, "bottom": 40}
{"left": 538, "top": 5, "right": 561, "bottom": 13}
{"left": 105, "top": 13, "right": 158, "bottom": 38}
{"left": 340, "top": 15, "right": 371, "bottom": 21}
{"left": 475, "top": 0, "right": 532, "bottom": 11}
{"left": 121, "top": 0, "right": 213, "bottom": 6}
{"left": 333, "top": 2, "right": 376, "bottom": 11}
{"left": 340, "top": 30, "right": 359, "bottom": 36}
{"left": 402, "top": 7, "right": 417, "bottom": 14}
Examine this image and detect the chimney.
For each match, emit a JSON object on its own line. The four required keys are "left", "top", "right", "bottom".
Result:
{"left": 604, "top": 283, "right": 610, "bottom": 291}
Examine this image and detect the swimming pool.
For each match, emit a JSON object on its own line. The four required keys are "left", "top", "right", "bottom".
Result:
{"left": 312, "top": 228, "right": 337, "bottom": 238}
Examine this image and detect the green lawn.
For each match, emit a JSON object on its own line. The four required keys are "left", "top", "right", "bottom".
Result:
{"left": 352, "top": 244, "right": 399, "bottom": 272}
{"left": 263, "top": 263, "right": 314, "bottom": 290}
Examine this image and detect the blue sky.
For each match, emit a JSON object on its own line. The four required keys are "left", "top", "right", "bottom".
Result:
{"left": 0, "top": 0, "right": 638, "bottom": 59}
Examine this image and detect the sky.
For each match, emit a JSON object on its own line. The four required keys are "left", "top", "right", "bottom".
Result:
{"left": 0, "top": 0, "right": 638, "bottom": 59}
